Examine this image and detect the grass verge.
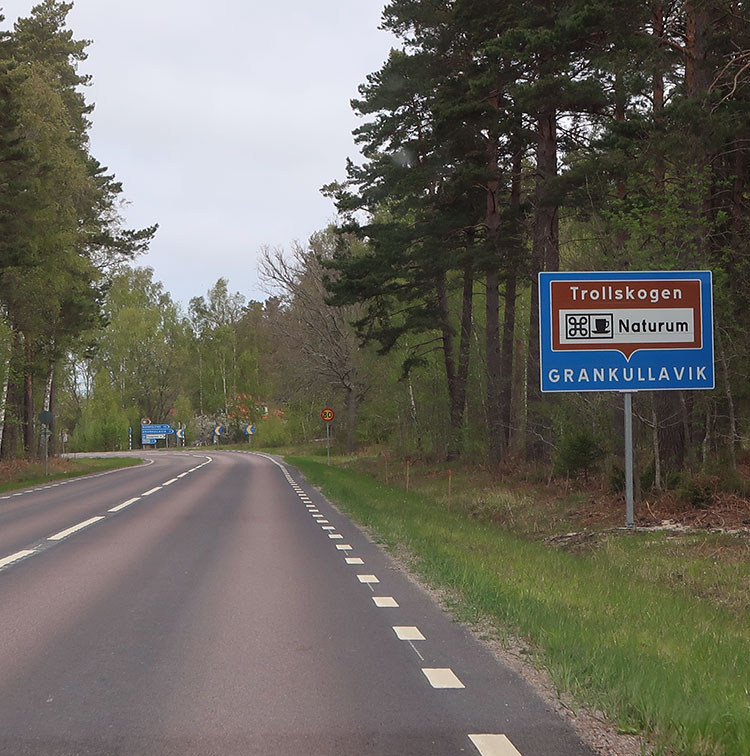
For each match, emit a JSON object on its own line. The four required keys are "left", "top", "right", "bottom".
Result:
{"left": 0, "top": 457, "right": 142, "bottom": 494}
{"left": 288, "top": 455, "right": 750, "bottom": 756}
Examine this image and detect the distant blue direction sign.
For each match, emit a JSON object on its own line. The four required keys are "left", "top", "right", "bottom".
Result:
{"left": 141, "top": 424, "right": 174, "bottom": 433}
{"left": 539, "top": 271, "right": 714, "bottom": 393}
{"left": 141, "top": 423, "right": 175, "bottom": 443}
{"left": 213, "top": 425, "right": 223, "bottom": 437}
{"left": 244, "top": 424, "right": 255, "bottom": 435}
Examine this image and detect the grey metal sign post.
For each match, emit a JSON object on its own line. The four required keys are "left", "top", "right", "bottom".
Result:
{"left": 321, "top": 408, "right": 334, "bottom": 466}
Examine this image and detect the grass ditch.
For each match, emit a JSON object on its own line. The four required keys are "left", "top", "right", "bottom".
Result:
{"left": 0, "top": 456, "right": 142, "bottom": 494}
{"left": 288, "top": 455, "right": 750, "bottom": 756}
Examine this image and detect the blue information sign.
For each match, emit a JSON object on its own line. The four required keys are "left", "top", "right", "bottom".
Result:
{"left": 539, "top": 271, "right": 714, "bottom": 393}
{"left": 141, "top": 424, "right": 174, "bottom": 433}
{"left": 141, "top": 423, "right": 175, "bottom": 444}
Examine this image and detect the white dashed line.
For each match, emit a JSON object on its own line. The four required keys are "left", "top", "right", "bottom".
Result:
{"left": 48, "top": 516, "right": 106, "bottom": 541}
{"left": 372, "top": 596, "right": 399, "bottom": 607}
{"left": 393, "top": 626, "right": 425, "bottom": 641}
{"left": 468, "top": 734, "right": 523, "bottom": 756}
{"left": 322, "top": 526, "right": 335, "bottom": 531}
{"left": 345, "top": 557, "right": 364, "bottom": 565}
{"left": 336, "top": 544, "right": 352, "bottom": 550}
{"left": 317, "top": 519, "right": 329, "bottom": 523}
{"left": 162, "top": 478, "right": 179, "bottom": 486}
{"left": 177, "top": 472, "right": 189, "bottom": 478}
{"left": 0, "top": 550, "right": 36, "bottom": 569}
{"left": 328, "top": 534, "right": 343, "bottom": 539}
{"left": 141, "top": 487, "right": 162, "bottom": 496}
{"left": 108, "top": 497, "right": 141, "bottom": 512}
{"left": 421, "top": 668, "right": 465, "bottom": 689}
{"left": 357, "top": 574, "right": 379, "bottom": 584}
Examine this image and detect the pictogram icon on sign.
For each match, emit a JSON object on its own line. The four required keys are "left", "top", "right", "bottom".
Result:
{"left": 321, "top": 408, "right": 335, "bottom": 422}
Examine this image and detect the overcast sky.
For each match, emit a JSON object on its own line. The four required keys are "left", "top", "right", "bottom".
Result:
{"left": 0, "top": 1, "right": 395, "bottom": 306}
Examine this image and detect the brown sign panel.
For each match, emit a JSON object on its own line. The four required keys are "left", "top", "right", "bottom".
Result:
{"left": 550, "top": 279, "right": 702, "bottom": 359}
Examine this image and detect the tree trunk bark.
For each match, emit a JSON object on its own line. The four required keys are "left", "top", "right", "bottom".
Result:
{"left": 23, "top": 338, "right": 34, "bottom": 457}
{"left": 0, "top": 349, "right": 10, "bottom": 455}
{"left": 484, "top": 93, "right": 503, "bottom": 471}
{"left": 486, "top": 267, "right": 503, "bottom": 471}
{"left": 407, "top": 374, "right": 424, "bottom": 456}
{"left": 651, "top": 395, "right": 662, "bottom": 491}
{"left": 526, "top": 107, "right": 558, "bottom": 461}
{"left": 345, "top": 386, "right": 357, "bottom": 454}
{"left": 718, "top": 331, "right": 737, "bottom": 470}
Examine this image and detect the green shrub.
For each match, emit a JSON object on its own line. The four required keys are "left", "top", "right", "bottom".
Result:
{"left": 555, "top": 428, "right": 603, "bottom": 481}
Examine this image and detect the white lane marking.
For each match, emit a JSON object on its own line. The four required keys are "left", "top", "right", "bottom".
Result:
{"left": 0, "top": 549, "right": 36, "bottom": 569}
{"left": 357, "top": 574, "right": 379, "bottom": 584}
{"left": 373, "top": 596, "right": 398, "bottom": 607}
{"left": 187, "top": 468, "right": 199, "bottom": 472}
{"left": 393, "top": 626, "right": 425, "bottom": 641}
{"left": 177, "top": 472, "right": 189, "bottom": 478}
{"left": 421, "top": 668, "right": 465, "bottom": 689}
{"left": 328, "top": 533, "right": 343, "bottom": 539}
{"left": 322, "top": 526, "right": 335, "bottom": 531}
{"left": 162, "top": 478, "right": 179, "bottom": 486}
{"left": 345, "top": 557, "right": 364, "bottom": 564}
{"left": 317, "top": 519, "right": 329, "bottom": 523}
{"left": 468, "top": 734, "right": 523, "bottom": 756}
{"left": 336, "top": 544, "right": 352, "bottom": 550}
{"left": 308, "top": 508, "right": 319, "bottom": 512}
{"left": 108, "top": 497, "right": 141, "bottom": 512}
{"left": 48, "top": 516, "right": 106, "bottom": 541}
{"left": 141, "top": 487, "right": 162, "bottom": 496}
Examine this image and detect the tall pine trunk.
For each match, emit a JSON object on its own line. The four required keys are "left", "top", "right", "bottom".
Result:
{"left": 484, "top": 93, "right": 503, "bottom": 470}
{"left": 499, "top": 139, "right": 523, "bottom": 455}
{"left": 23, "top": 337, "right": 34, "bottom": 457}
{"left": 526, "top": 107, "right": 558, "bottom": 461}
{"left": 436, "top": 265, "right": 474, "bottom": 460}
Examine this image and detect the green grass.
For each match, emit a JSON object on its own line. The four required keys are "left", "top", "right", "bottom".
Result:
{"left": 288, "top": 456, "right": 750, "bottom": 756}
{"left": 0, "top": 456, "right": 143, "bottom": 494}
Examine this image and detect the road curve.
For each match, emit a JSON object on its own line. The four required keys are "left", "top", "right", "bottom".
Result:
{"left": 0, "top": 450, "right": 595, "bottom": 756}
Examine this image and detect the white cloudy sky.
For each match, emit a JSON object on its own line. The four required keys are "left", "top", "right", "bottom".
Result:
{"left": 0, "top": 1, "right": 395, "bottom": 305}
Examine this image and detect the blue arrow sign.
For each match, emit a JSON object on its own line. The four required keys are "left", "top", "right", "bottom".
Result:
{"left": 141, "top": 424, "right": 174, "bottom": 433}
{"left": 213, "top": 425, "right": 223, "bottom": 436}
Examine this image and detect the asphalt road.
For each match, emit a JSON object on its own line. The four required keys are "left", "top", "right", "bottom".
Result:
{"left": 0, "top": 450, "right": 597, "bottom": 756}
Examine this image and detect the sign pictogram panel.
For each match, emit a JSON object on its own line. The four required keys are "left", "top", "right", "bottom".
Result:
{"left": 540, "top": 271, "right": 714, "bottom": 392}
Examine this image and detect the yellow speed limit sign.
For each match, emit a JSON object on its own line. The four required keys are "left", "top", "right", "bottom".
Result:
{"left": 321, "top": 408, "right": 335, "bottom": 422}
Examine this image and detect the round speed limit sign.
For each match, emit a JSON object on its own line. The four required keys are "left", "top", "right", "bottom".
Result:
{"left": 321, "top": 408, "right": 335, "bottom": 422}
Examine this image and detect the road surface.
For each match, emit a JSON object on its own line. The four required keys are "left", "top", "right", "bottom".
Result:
{"left": 0, "top": 450, "right": 596, "bottom": 756}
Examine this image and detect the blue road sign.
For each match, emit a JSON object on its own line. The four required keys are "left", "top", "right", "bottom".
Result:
{"left": 213, "top": 425, "right": 223, "bottom": 437}
{"left": 539, "top": 271, "right": 714, "bottom": 393}
{"left": 141, "top": 424, "right": 174, "bottom": 434}
{"left": 244, "top": 424, "right": 255, "bottom": 435}
{"left": 176, "top": 428, "right": 185, "bottom": 440}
